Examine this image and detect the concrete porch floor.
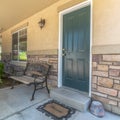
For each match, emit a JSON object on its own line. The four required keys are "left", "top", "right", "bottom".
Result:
{"left": 0, "top": 85, "right": 119, "bottom": 120}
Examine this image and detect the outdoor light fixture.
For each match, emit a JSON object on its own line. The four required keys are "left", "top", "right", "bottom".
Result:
{"left": 38, "top": 18, "right": 45, "bottom": 29}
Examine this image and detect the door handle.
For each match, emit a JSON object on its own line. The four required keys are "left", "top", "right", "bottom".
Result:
{"left": 62, "top": 48, "right": 66, "bottom": 56}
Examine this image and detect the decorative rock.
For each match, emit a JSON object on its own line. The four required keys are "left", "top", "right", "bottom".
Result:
{"left": 90, "top": 101, "right": 105, "bottom": 117}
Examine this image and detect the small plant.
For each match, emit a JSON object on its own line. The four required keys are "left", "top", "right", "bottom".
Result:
{"left": 0, "top": 62, "right": 4, "bottom": 83}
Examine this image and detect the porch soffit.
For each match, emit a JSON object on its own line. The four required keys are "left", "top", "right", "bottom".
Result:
{"left": 0, "top": 0, "right": 59, "bottom": 32}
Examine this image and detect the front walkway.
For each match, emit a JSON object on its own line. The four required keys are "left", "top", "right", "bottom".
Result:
{"left": 0, "top": 85, "right": 119, "bottom": 120}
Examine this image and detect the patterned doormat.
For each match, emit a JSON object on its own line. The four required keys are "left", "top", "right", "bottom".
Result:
{"left": 37, "top": 100, "right": 76, "bottom": 120}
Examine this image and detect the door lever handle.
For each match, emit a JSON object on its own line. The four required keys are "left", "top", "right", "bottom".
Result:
{"left": 62, "top": 48, "right": 66, "bottom": 56}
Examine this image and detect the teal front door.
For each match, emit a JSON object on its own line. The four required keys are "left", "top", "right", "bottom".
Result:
{"left": 62, "top": 6, "right": 90, "bottom": 92}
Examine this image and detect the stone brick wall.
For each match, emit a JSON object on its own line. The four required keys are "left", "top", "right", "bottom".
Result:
{"left": 92, "top": 54, "right": 120, "bottom": 115}
{"left": 2, "top": 53, "right": 11, "bottom": 62}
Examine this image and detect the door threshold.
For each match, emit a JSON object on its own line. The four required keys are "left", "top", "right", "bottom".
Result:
{"left": 62, "top": 86, "right": 89, "bottom": 97}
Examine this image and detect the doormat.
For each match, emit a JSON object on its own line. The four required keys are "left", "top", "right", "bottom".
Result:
{"left": 37, "top": 100, "right": 76, "bottom": 120}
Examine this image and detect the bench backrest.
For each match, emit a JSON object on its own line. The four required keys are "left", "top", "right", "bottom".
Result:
{"left": 24, "top": 63, "right": 51, "bottom": 77}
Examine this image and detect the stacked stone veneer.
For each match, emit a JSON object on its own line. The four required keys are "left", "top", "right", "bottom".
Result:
{"left": 92, "top": 54, "right": 120, "bottom": 115}
{"left": 2, "top": 53, "right": 11, "bottom": 62}
{"left": 27, "top": 54, "right": 58, "bottom": 89}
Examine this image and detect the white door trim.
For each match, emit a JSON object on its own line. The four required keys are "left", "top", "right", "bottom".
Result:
{"left": 58, "top": 0, "right": 92, "bottom": 97}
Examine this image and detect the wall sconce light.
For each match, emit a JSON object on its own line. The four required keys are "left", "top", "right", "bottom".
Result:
{"left": 38, "top": 18, "right": 45, "bottom": 29}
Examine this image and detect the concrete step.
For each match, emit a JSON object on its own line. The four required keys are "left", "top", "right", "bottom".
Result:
{"left": 50, "top": 87, "right": 91, "bottom": 112}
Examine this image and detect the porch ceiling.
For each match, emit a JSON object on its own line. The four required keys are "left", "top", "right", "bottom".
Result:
{"left": 0, "top": 0, "right": 59, "bottom": 33}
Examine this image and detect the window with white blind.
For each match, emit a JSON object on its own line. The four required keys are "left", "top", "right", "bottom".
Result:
{"left": 12, "top": 28, "right": 27, "bottom": 61}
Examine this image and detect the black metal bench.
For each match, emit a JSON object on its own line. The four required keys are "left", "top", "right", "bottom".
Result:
{"left": 9, "top": 62, "right": 51, "bottom": 100}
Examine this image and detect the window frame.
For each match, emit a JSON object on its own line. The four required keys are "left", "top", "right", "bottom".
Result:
{"left": 12, "top": 27, "right": 27, "bottom": 62}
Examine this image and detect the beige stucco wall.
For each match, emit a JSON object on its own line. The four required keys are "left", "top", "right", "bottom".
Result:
{"left": 2, "top": 0, "right": 120, "bottom": 53}
{"left": 2, "top": 0, "right": 85, "bottom": 53}
{"left": 93, "top": 0, "right": 120, "bottom": 46}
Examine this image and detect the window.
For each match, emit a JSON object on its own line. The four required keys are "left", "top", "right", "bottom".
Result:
{"left": 12, "top": 28, "right": 27, "bottom": 61}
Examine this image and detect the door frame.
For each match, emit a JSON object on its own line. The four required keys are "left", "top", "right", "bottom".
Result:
{"left": 58, "top": 0, "right": 92, "bottom": 97}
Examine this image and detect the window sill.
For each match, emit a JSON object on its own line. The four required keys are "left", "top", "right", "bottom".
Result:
{"left": 11, "top": 61, "right": 27, "bottom": 67}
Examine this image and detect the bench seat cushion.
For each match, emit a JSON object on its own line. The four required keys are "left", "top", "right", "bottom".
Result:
{"left": 10, "top": 75, "right": 45, "bottom": 85}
